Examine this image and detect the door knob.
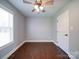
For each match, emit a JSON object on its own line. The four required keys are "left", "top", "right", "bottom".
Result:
{"left": 65, "top": 34, "right": 68, "bottom": 36}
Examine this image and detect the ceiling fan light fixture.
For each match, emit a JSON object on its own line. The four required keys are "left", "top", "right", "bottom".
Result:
{"left": 40, "top": 6, "right": 44, "bottom": 10}
{"left": 23, "top": 0, "right": 54, "bottom": 13}
{"left": 34, "top": 5, "right": 39, "bottom": 10}
{"left": 36, "top": 9, "right": 40, "bottom": 12}
{"left": 33, "top": 4, "right": 45, "bottom": 13}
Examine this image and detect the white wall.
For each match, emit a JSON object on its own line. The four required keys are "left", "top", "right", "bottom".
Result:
{"left": 0, "top": 0, "right": 26, "bottom": 59}
{"left": 25, "top": 17, "right": 57, "bottom": 42}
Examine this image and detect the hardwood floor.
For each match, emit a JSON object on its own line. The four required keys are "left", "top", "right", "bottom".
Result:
{"left": 8, "top": 42, "right": 70, "bottom": 59}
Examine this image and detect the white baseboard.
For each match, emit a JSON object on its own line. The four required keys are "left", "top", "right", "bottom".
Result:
{"left": 68, "top": 54, "right": 76, "bottom": 59}
{"left": 2, "top": 41, "right": 26, "bottom": 59}
{"left": 25, "top": 40, "right": 56, "bottom": 42}
{"left": 25, "top": 40, "right": 59, "bottom": 46}
{"left": 70, "top": 51, "right": 79, "bottom": 59}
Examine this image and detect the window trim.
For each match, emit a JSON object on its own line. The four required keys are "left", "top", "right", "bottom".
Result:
{"left": 0, "top": 4, "right": 14, "bottom": 50}
{"left": 0, "top": 4, "right": 14, "bottom": 14}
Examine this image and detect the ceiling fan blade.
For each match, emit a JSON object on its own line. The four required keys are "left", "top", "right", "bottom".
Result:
{"left": 45, "top": 0, "right": 54, "bottom": 6}
{"left": 23, "top": 0, "right": 33, "bottom": 4}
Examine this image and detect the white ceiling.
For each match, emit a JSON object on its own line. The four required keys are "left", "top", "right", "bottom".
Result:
{"left": 8, "top": 0, "right": 71, "bottom": 17}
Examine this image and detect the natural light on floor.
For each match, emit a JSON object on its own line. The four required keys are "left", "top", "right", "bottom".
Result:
{"left": 0, "top": 7, "right": 13, "bottom": 47}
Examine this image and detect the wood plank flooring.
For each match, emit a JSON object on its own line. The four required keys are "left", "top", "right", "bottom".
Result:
{"left": 8, "top": 42, "right": 70, "bottom": 59}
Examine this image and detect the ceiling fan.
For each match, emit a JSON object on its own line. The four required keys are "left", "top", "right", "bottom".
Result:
{"left": 23, "top": 0, "right": 54, "bottom": 13}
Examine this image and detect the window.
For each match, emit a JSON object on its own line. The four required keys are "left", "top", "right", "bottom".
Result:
{"left": 0, "top": 7, "right": 13, "bottom": 47}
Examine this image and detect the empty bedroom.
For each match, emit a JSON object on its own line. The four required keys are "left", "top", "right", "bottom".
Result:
{"left": 0, "top": 0, "right": 79, "bottom": 59}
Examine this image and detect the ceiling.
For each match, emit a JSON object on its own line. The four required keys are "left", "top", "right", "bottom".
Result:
{"left": 8, "top": 0, "right": 71, "bottom": 17}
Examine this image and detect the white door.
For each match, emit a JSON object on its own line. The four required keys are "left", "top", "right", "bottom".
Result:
{"left": 57, "top": 10, "right": 69, "bottom": 53}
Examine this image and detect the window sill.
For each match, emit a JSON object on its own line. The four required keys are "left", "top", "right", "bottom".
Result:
{"left": 0, "top": 41, "right": 14, "bottom": 51}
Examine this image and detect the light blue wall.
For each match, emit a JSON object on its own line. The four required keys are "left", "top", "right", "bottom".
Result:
{"left": 68, "top": 1, "right": 79, "bottom": 59}
{"left": 0, "top": 0, "right": 26, "bottom": 59}
{"left": 25, "top": 17, "right": 57, "bottom": 42}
